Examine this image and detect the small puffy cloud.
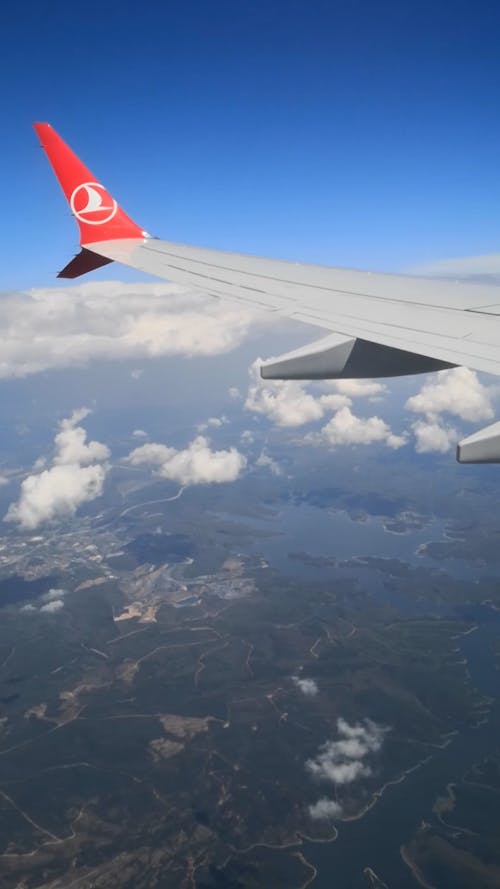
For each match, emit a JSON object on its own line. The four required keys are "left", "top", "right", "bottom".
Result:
{"left": 128, "top": 436, "right": 246, "bottom": 487}
{"left": 0, "top": 476, "right": 8, "bottom": 487}
{"left": 246, "top": 376, "right": 325, "bottom": 427}
{"left": 306, "top": 717, "right": 387, "bottom": 786}
{"left": 309, "top": 759, "right": 371, "bottom": 784}
{"left": 292, "top": 675, "right": 318, "bottom": 696}
{"left": 20, "top": 588, "right": 67, "bottom": 615}
{"left": 308, "top": 798, "right": 343, "bottom": 820}
{"left": 317, "top": 407, "right": 406, "bottom": 450}
{"left": 240, "top": 430, "right": 255, "bottom": 444}
{"left": 42, "top": 588, "right": 66, "bottom": 602}
{"left": 228, "top": 387, "right": 242, "bottom": 400}
{"left": 412, "top": 420, "right": 457, "bottom": 454}
{"left": 40, "top": 599, "right": 64, "bottom": 613}
{"left": 128, "top": 443, "right": 175, "bottom": 467}
{"left": 5, "top": 411, "right": 109, "bottom": 530}
{"left": 54, "top": 410, "right": 110, "bottom": 466}
{"left": 197, "top": 416, "right": 228, "bottom": 432}
{"left": 406, "top": 367, "right": 495, "bottom": 423}
{"left": 132, "top": 429, "right": 148, "bottom": 438}
{"left": 256, "top": 451, "right": 282, "bottom": 476}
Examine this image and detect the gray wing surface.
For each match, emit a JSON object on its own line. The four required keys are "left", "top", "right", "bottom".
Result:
{"left": 91, "top": 237, "right": 500, "bottom": 377}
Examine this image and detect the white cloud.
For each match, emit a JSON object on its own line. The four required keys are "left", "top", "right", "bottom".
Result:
{"left": 330, "top": 379, "right": 386, "bottom": 398}
{"left": 0, "top": 282, "right": 260, "bottom": 379}
{"left": 306, "top": 717, "right": 387, "bottom": 786}
{"left": 40, "top": 599, "right": 64, "bottom": 613}
{"left": 5, "top": 464, "right": 106, "bottom": 530}
{"left": 412, "top": 420, "right": 457, "bottom": 454}
{"left": 317, "top": 407, "right": 406, "bottom": 449}
{"left": 256, "top": 451, "right": 282, "bottom": 476}
{"left": 128, "top": 436, "right": 246, "bottom": 487}
{"left": 405, "top": 367, "right": 495, "bottom": 423}
{"left": 128, "top": 443, "right": 175, "bottom": 467}
{"left": 228, "top": 387, "right": 242, "bottom": 401}
{"left": 244, "top": 364, "right": 401, "bottom": 450}
{"left": 5, "top": 410, "right": 109, "bottom": 530}
{"left": 20, "top": 588, "right": 67, "bottom": 615}
{"left": 240, "top": 430, "right": 255, "bottom": 444}
{"left": 54, "top": 410, "right": 110, "bottom": 466}
{"left": 292, "top": 676, "right": 318, "bottom": 696}
{"left": 246, "top": 376, "right": 325, "bottom": 427}
{"left": 197, "top": 416, "right": 228, "bottom": 432}
{"left": 132, "top": 429, "right": 148, "bottom": 438}
{"left": 308, "top": 798, "right": 343, "bottom": 820}
{"left": 42, "top": 588, "right": 66, "bottom": 602}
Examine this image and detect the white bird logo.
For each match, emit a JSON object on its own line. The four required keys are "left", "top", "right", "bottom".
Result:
{"left": 70, "top": 182, "right": 118, "bottom": 225}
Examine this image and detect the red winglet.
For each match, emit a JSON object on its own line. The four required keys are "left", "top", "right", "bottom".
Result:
{"left": 33, "top": 123, "right": 146, "bottom": 246}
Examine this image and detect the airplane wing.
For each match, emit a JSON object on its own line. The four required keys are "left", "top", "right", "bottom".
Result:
{"left": 33, "top": 122, "right": 500, "bottom": 464}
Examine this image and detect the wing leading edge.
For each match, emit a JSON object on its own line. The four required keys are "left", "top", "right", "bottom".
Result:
{"left": 33, "top": 122, "right": 500, "bottom": 463}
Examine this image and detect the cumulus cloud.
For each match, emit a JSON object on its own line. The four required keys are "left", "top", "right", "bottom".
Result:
{"left": 406, "top": 367, "right": 495, "bottom": 423}
{"left": 0, "top": 282, "right": 261, "bottom": 379}
{"left": 21, "top": 588, "right": 67, "bottom": 615}
{"left": 292, "top": 675, "right": 318, "bottom": 696}
{"left": 127, "top": 436, "right": 246, "bottom": 486}
{"left": 306, "top": 717, "right": 387, "bottom": 785}
{"left": 40, "top": 599, "right": 65, "bottom": 613}
{"left": 54, "top": 409, "right": 110, "bottom": 466}
{"left": 197, "top": 416, "right": 228, "bottom": 432}
{"left": 244, "top": 361, "right": 355, "bottom": 428}
{"left": 308, "top": 798, "right": 343, "bottom": 820}
{"left": 317, "top": 407, "right": 406, "bottom": 449}
{"left": 41, "top": 588, "right": 66, "bottom": 602}
{"left": 240, "top": 430, "right": 255, "bottom": 444}
{"left": 246, "top": 376, "right": 325, "bottom": 427}
{"left": 132, "top": 429, "right": 148, "bottom": 439}
{"left": 244, "top": 364, "right": 403, "bottom": 452}
{"left": 5, "top": 410, "right": 109, "bottom": 530}
{"left": 330, "top": 379, "right": 386, "bottom": 398}
{"left": 412, "top": 419, "right": 457, "bottom": 454}
{"left": 256, "top": 451, "right": 282, "bottom": 476}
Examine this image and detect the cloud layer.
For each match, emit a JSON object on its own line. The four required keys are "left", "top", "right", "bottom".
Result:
{"left": 0, "top": 282, "right": 260, "bottom": 378}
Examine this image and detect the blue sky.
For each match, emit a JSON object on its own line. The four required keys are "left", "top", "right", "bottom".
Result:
{"left": 3, "top": 0, "right": 500, "bottom": 289}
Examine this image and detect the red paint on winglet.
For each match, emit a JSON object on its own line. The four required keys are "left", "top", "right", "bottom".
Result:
{"left": 33, "top": 123, "right": 145, "bottom": 245}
